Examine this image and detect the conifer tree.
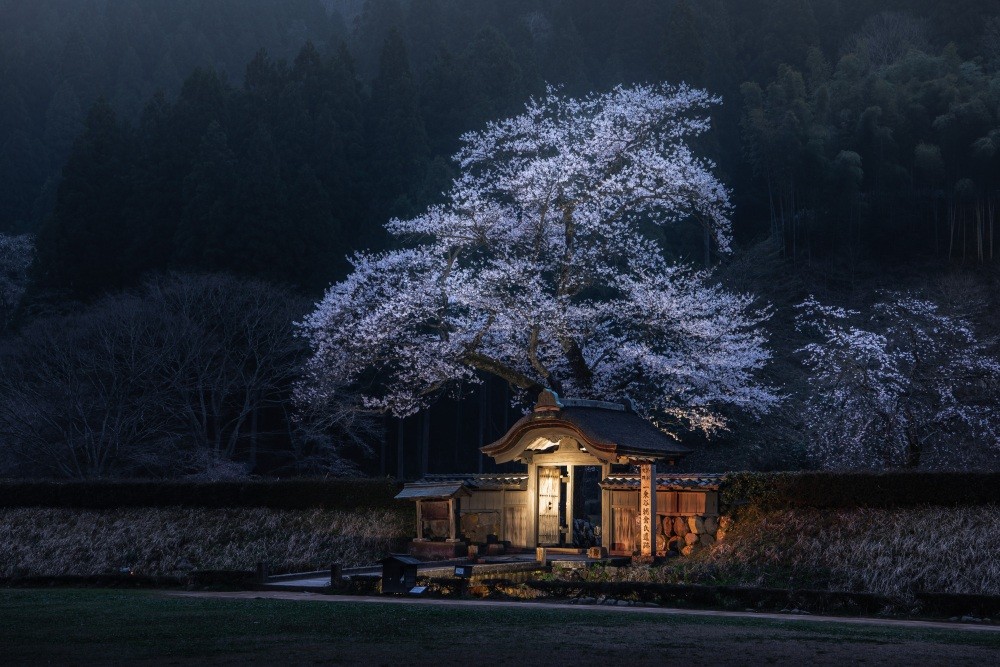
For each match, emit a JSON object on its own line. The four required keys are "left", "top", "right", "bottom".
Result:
{"left": 35, "top": 99, "right": 134, "bottom": 297}
{"left": 365, "top": 29, "right": 429, "bottom": 221}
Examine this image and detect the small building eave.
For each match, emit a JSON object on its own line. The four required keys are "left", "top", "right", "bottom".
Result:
{"left": 599, "top": 473, "right": 725, "bottom": 491}
{"left": 480, "top": 390, "right": 692, "bottom": 465}
{"left": 394, "top": 482, "right": 471, "bottom": 501}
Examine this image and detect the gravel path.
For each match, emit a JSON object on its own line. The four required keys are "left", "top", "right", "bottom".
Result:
{"left": 168, "top": 590, "right": 1000, "bottom": 633}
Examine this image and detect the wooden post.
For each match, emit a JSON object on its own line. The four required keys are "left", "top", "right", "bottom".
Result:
{"left": 638, "top": 462, "right": 657, "bottom": 562}
{"left": 564, "top": 465, "right": 574, "bottom": 547}
{"left": 447, "top": 497, "right": 458, "bottom": 542}
{"left": 415, "top": 501, "right": 425, "bottom": 540}
{"left": 527, "top": 462, "right": 538, "bottom": 547}
{"left": 600, "top": 463, "right": 611, "bottom": 552}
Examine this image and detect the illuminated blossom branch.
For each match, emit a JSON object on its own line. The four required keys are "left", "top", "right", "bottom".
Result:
{"left": 299, "top": 83, "right": 778, "bottom": 435}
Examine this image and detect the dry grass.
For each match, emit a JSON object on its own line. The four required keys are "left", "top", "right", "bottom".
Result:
{"left": 581, "top": 506, "right": 1000, "bottom": 597}
{"left": 0, "top": 507, "right": 412, "bottom": 577}
{"left": 8, "top": 504, "right": 999, "bottom": 597}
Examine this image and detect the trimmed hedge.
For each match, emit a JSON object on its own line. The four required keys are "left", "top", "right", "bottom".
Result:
{"left": 7, "top": 472, "right": 997, "bottom": 512}
{"left": 1, "top": 574, "right": 184, "bottom": 589}
{"left": 722, "top": 471, "right": 1000, "bottom": 511}
{"left": 0, "top": 478, "right": 402, "bottom": 510}
{"left": 1, "top": 571, "right": 259, "bottom": 590}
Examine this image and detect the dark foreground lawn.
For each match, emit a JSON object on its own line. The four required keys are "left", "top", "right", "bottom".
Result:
{"left": 2, "top": 590, "right": 999, "bottom": 666}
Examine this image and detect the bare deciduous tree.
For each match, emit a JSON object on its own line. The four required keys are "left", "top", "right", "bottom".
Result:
{"left": 0, "top": 292, "right": 177, "bottom": 477}
{"left": 845, "top": 12, "right": 928, "bottom": 71}
{"left": 0, "top": 273, "right": 371, "bottom": 478}
{"left": 143, "top": 274, "right": 308, "bottom": 470}
{"left": 0, "top": 233, "right": 33, "bottom": 329}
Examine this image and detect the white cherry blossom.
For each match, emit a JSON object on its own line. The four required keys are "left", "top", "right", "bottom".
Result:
{"left": 299, "top": 84, "right": 778, "bottom": 435}
{"left": 797, "top": 294, "right": 1000, "bottom": 468}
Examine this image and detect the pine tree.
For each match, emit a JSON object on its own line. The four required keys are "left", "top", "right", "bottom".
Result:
{"left": 365, "top": 29, "right": 429, "bottom": 224}
{"left": 460, "top": 28, "right": 527, "bottom": 128}
{"left": 662, "top": 0, "right": 706, "bottom": 87}
{"left": 35, "top": 98, "right": 135, "bottom": 297}
{"left": 351, "top": 0, "right": 405, "bottom": 79}
{"left": 174, "top": 120, "right": 238, "bottom": 272}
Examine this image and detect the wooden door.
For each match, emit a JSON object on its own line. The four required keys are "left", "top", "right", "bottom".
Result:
{"left": 537, "top": 466, "right": 562, "bottom": 545}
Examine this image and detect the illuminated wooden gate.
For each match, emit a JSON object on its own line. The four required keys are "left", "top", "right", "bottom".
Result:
{"left": 537, "top": 466, "right": 562, "bottom": 545}
{"left": 475, "top": 390, "right": 693, "bottom": 554}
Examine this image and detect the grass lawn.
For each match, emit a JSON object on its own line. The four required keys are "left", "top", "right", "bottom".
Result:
{"left": 2, "top": 589, "right": 999, "bottom": 665}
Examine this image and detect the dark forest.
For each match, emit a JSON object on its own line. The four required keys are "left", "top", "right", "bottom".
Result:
{"left": 3, "top": 0, "right": 1000, "bottom": 478}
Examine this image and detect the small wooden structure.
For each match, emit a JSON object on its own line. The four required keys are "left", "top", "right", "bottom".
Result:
{"left": 381, "top": 554, "right": 422, "bottom": 593}
{"left": 397, "top": 390, "right": 721, "bottom": 562}
{"left": 394, "top": 481, "right": 470, "bottom": 542}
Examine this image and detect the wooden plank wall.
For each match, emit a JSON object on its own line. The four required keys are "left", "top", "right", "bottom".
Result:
{"left": 459, "top": 487, "right": 718, "bottom": 550}
{"left": 611, "top": 490, "right": 639, "bottom": 553}
{"left": 607, "top": 489, "right": 720, "bottom": 555}
{"left": 461, "top": 491, "right": 501, "bottom": 543}
{"left": 460, "top": 488, "right": 530, "bottom": 547}
{"left": 503, "top": 490, "right": 529, "bottom": 547}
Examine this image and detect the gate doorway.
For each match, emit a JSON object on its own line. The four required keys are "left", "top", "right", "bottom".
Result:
{"left": 535, "top": 465, "right": 604, "bottom": 547}
{"left": 536, "top": 466, "right": 563, "bottom": 546}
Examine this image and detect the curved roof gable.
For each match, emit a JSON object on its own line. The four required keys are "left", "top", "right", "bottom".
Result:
{"left": 480, "top": 390, "right": 691, "bottom": 465}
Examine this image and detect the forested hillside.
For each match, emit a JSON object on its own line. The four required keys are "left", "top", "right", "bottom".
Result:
{"left": 3, "top": 0, "right": 1000, "bottom": 477}
{"left": 5, "top": 0, "right": 1000, "bottom": 265}
{"left": 0, "top": 0, "right": 345, "bottom": 234}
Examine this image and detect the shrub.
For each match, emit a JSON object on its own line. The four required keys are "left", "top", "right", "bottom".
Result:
{"left": 721, "top": 471, "right": 1000, "bottom": 511}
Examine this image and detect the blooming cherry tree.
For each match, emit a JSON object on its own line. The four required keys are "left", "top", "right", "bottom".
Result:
{"left": 300, "top": 84, "right": 778, "bottom": 435}
{"left": 797, "top": 294, "right": 1000, "bottom": 469}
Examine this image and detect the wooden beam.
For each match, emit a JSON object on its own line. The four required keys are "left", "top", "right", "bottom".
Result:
{"left": 527, "top": 463, "right": 538, "bottom": 547}
{"left": 638, "top": 462, "right": 657, "bottom": 562}
{"left": 500, "top": 488, "right": 506, "bottom": 542}
{"left": 565, "top": 465, "right": 574, "bottom": 547}
{"left": 447, "top": 497, "right": 457, "bottom": 542}
{"left": 529, "top": 450, "right": 603, "bottom": 466}
{"left": 601, "top": 463, "right": 611, "bottom": 553}
{"left": 415, "top": 501, "right": 424, "bottom": 540}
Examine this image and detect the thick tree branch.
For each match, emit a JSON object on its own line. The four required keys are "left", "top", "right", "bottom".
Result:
{"left": 463, "top": 351, "right": 542, "bottom": 392}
